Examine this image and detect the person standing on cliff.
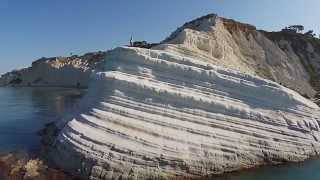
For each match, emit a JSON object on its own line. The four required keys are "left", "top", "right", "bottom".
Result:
{"left": 129, "top": 35, "right": 133, "bottom": 47}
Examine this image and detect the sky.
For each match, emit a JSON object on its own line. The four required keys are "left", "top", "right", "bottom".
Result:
{"left": 0, "top": 0, "right": 319, "bottom": 74}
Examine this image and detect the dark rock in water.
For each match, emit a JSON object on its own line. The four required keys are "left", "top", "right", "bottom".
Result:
{"left": 38, "top": 122, "right": 59, "bottom": 148}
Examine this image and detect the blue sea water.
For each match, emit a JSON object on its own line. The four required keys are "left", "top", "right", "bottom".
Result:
{"left": 1, "top": 87, "right": 320, "bottom": 180}
{"left": 216, "top": 159, "right": 320, "bottom": 180}
{"left": 0, "top": 87, "right": 84, "bottom": 153}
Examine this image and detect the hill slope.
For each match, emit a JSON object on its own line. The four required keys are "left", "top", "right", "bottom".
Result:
{"left": 154, "top": 14, "right": 320, "bottom": 98}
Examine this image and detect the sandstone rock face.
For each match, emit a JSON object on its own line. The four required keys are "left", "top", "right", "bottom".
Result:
{"left": 51, "top": 47, "right": 320, "bottom": 179}
{"left": 0, "top": 52, "right": 105, "bottom": 88}
{"left": 154, "top": 14, "right": 319, "bottom": 98}
{"left": 263, "top": 31, "right": 320, "bottom": 98}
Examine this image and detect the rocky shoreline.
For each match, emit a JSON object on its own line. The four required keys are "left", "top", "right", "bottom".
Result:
{"left": 0, "top": 122, "right": 74, "bottom": 180}
{"left": 0, "top": 152, "right": 73, "bottom": 180}
{"left": 2, "top": 150, "right": 319, "bottom": 180}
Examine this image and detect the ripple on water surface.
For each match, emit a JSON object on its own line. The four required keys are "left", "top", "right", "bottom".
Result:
{"left": 0, "top": 87, "right": 84, "bottom": 153}
{"left": 214, "top": 159, "right": 320, "bottom": 180}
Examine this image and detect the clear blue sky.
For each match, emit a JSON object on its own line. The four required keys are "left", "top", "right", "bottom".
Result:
{"left": 0, "top": 0, "right": 319, "bottom": 74}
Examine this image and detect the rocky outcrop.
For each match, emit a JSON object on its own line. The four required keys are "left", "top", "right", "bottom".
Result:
{"left": 0, "top": 51, "right": 106, "bottom": 88}
{"left": 49, "top": 47, "right": 320, "bottom": 179}
{"left": 0, "top": 153, "right": 72, "bottom": 180}
{"left": 154, "top": 14, "right": 319, "bottom": 98}
{"left": 263, "top": 31, "right": 320, "bottom": 97}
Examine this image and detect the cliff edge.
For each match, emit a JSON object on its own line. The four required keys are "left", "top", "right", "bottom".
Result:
{"left": 154, "top": 14, "right": 320, "bottom": 98}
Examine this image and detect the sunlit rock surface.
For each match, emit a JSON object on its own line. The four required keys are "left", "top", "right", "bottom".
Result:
{"left": 51, "top": 47, "right": 320, "bottom": 179}
{"left": 0, "top": 52, "right": 105, "bottom": 88}
{"left": 2, "top": 14, "right": 320, "bottom": 99}
{"left": 154, "top": 14, "right": 319, "bottom": 98}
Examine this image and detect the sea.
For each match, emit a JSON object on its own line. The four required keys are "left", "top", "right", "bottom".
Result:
{"left": 0, "top": 87, "right": 84, "bottom": 153}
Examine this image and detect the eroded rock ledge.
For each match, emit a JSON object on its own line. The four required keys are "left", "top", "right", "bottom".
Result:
{"left": 48, "top": 47, "right": 320, "bottom": 179}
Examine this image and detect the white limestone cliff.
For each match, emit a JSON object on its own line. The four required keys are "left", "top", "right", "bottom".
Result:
{"left": 153, "top": 14, "right": 317, "bottom": 97}
{"left": 50, "top": 47, "right": 320, "bottom": 179}
{"left": 0, "top": 52, "right": 105, "bottom": 88}
{"left": 0, "top": 13, "right": 317, "bottom": 179}
{"left": 2, "top": 14, "right": 320, "bottom": 100}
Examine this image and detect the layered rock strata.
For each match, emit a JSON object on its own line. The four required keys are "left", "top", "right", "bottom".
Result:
{"left": 51, "top": 47, "right": 320, "bottom": 179}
